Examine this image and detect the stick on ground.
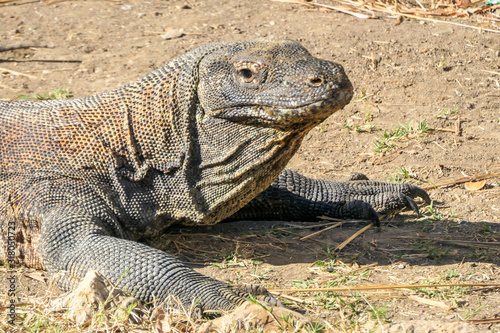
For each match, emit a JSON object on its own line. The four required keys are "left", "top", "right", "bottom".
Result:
{"left": 0, "top": 42, "right": 53, "bottom": 52}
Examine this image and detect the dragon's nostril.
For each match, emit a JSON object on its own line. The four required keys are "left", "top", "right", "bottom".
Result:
{"left": 309, "top": 77, "right": 323, "bottom": 85}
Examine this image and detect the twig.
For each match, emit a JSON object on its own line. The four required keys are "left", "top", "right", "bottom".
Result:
{"left": 0, "top": 83, "right": 16, "bottom": 91}
{"left": 422, "top": 168, "right": 500, "bottom": 190}
{"left": 318, "top": 215, "right": 398, "bottom": 224}
{"left": 271, "top": 293, "right": 307, "bottom": 304}
{"left": 407, "top": 295, "right": 451, "bottom": 309}
{"left": 30, "top": 67, "right": 80, "bottom": 73}
{"left": 44, "top": 0, "right": 120, "bottom": 3}
{"left": 164, "top": 233, "right": 257, "bottom": 245}
{"left": 144, "top": 31, "right": 203, "bottom": 36}
{"left": 300, "top": 222, "right": 342, "bottom": 240}
{"left": 393, "top": 11, "right": 500, "bottom": 34}
{"left": 274, "top": 0, "right": 500, "bottom": 34}
{"left": 468, "top": 318, "right": 500, "bottom": 324}
{"left": 0, "top": 42, "right": 53, "bottom": 52}
{"left": 272, "top": 0, "right": 376, "bottom": 19}
{"left": 455, "top": 116, "right": 462, "bottom": 136}
{"left": 0, "top": 0, "right": 30, "bottom": 4}
{"left": 433, "top": 127, "right": 457, "bottom": 133}
{"left": 0, "top": 66, "right": 37, "bottom": 79}
{"left": 480, "top": 70, "right": 500, "bottom": 76}
{"left": 396, "top": 236, "right": 500, "bottom": 249}
{"left": 268, "top": 282, "right": 500, "bottom": 293}
{"left": 275, "top": 228, "right": 327, "bottom": 244}
{"left": 284, "top": 221, "right": 344, "bottom": 229}
{"left": 432, "top": 141, "right": 446, "bottom": 151}
{"left": 335, "top": 223, "right": 373, "bottom": 252}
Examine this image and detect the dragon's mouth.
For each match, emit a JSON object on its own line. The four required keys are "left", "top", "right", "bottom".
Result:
{"left": 210, "top": 88, "right": 353, "bottom": 130}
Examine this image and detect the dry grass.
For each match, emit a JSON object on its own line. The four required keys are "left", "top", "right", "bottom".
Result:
{"left": 4, "top": 216, "right": 500, "bottom": 332}
{"left": 274, "top": 0, "right": 500, "bottom": 33}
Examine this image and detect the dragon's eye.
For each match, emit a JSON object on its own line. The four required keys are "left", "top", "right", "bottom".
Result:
{"left": 233, "top": 61, "right": 266, "bottom": 87}
{"left": 238, "top": 68, "right": 254, "bottom": 83}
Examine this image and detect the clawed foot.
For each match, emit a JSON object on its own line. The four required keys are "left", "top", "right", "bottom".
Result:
{"left": 342, "top": 172, "right": 431, "bottom": 217}
{"left": 187, "top": 281, "right": 281, "bottom": 318}
{"left": 233, "top": 284, "right": 283, "bottom": 307}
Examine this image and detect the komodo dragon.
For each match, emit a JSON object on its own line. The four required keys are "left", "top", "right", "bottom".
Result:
{"left": 0, "top": 39, "right": 430, "bottom": 314}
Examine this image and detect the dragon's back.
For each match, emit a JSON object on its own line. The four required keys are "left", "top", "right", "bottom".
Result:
{"left": 0, "top": 97, "right": 126, "bottom": 177}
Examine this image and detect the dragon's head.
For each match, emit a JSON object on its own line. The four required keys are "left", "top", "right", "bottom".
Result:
{"left": 197, "top": 39, "right": 353, "bottom": 131}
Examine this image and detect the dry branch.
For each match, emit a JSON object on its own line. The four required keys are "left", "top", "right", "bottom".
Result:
{"left": 396, "top": 236, "right": 500, "bottom": 249}
{"left": 0, "top": 66, "right": 37, "bottom": 79}
{"left": 269, "top": 282, "right": 500, "bottom": 293}
{"left": 273, "top": 0, "right": 376, "bottom": 18}
{"left": 407, "top": 295, "right": 451, "bottom": 309}
{"left": 300, "top": 222, "right": 342, "bottom": 240}
{"left": 0, "top": 42, "right": 53, "bottom": 52}
{"left": 335, "top": 223, "right": 373, "bottom": 252}
{"left": 422, "top": 168, "right": 500, "bottom": 190}
{"left": 273, "top": 0, "right": 500, "bottom": 34}
{"left": 468, "top": 317, "right": 500, "bottom": 324}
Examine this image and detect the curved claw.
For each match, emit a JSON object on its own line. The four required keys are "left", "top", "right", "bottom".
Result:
{"left": 410, "top": 185, "right": 431, "bottom": 204}
{"left": 234, "top": 284, "right": 283, "bottom": 307}
{"left": 258, "top": 294, "right": 283, "bottom": 307}
{"left": 192, "top": 305, "right": 204, "bottom": 319}
{"left": 366, "top": 206, "right": 381, "bottom": 227}
{"left": 346, "top": 200, "right": 380, "bottom": 227}
{"left": 403, "top": 195, "right": 420, "bottom": 216}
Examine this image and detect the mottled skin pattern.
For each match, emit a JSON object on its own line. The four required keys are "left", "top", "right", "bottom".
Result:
{"left": 0, "top": 39, "right": 430, "bottom": 313}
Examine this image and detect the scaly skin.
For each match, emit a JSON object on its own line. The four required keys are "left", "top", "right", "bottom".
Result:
{"left": 0, "top": 39, "right": 430, "bottom": 314}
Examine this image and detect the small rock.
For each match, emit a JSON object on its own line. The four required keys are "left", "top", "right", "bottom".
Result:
{"left": 160, "top": 29, "right": 184, "bottom": 40}
{"left": 196, "top": 301, "right": 307, "bottom": 333}
{"left": 53, "top": 270, "right": 144, "bottom": 325}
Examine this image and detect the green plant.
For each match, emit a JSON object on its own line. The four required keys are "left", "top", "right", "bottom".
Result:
{"left": 441, "top": 268, "right": 459, "bottom": 280}
{"left": 305, "top": 321, "right": 326, "bottom": 333}
{"left": 464, "top": 303, "right": 488, "bottom": 319}
{"left": 444, "top": 107, "right": 459, "bottom": 115}
{"left": 320, "top": 244, "right": 338, "bottom": 261}
{"left": 481, "top": 224, "right": 493, "bottom": 233}
{"left": 426, "top": 201, "right": 443, "bottom": 221}
{"left": 416, "top": 118, "right": 431, "bottom": 134}
{"left": 389, "top": 167, "right": 413, "bottom": 183}
{"left": 251, "top": 266, "right": 270, "bottom": 282}
{"left": 356, "top": 87, "right": 369, "bottom": 103}
{"left": 373, "top": 140, "right": 394, "bottom": 153}
{"left": 373, "top": 118, "right": 432, "bottom": 153}
{"left": 367, "top": 303, "right": 391, "bottom": 323}
{"left": 437, "top": 57, "right": 448, "bottom": 69}
{"left": 435, "top": 107, "right": 460, "bottom": 119}
{"left": 18, "top": 87, "right": 73, "bottom": 100}
{"left": 343, "top": 117, "right": 375, "bottom": 132}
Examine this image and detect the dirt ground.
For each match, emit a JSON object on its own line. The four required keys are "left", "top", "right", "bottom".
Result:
{"left": 1, "top": 0, "right": 499, "bottom": 332}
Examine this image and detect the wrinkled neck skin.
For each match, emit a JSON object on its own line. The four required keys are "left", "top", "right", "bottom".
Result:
{"left": 190, "top": 111, "right": 307, "bottom": 224}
